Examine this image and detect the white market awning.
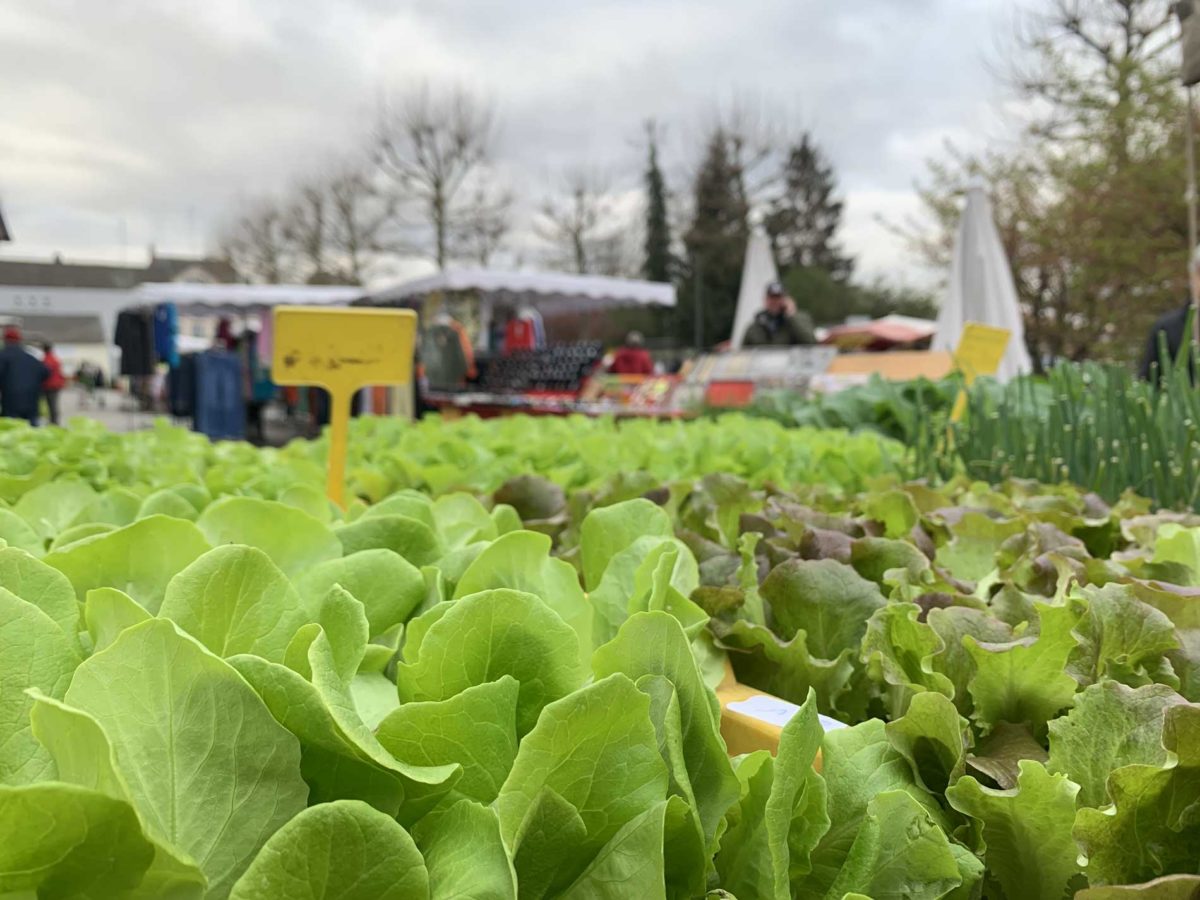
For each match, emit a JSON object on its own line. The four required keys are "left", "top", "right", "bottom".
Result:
{"left": 367, "top": 269, "right": 676, "bottom": 310}
{"left": 134, "top": 282, "right": 364, "bottom": 315}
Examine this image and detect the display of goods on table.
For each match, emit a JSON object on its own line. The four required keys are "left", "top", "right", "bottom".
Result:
{"left": 0, "top": 415, "right": 1197, "bottom": 898}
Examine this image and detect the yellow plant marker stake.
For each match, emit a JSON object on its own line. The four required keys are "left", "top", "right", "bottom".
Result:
{"left": 950, "top": 322, "right": 1012, "bottom": 423}
{"left": 272, "top": 307, "right": 417, "bottom": 507}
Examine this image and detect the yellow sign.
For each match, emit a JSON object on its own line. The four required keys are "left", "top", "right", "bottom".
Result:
{"left": 950, "top": 322, "right": 1011, "bottom": 422}
{"left": 272, "top": 307, "right": 417, "bottom": 507}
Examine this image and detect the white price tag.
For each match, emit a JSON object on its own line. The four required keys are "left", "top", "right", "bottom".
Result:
{"left": 727, "top": 695, "right": 847, "bottom": 733}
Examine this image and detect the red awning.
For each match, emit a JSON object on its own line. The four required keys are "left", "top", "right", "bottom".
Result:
{"left": 822, "top": 315, "right": 936, "bottom": 351}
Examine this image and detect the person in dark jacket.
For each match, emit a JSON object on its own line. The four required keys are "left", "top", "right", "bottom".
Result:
{"left": 1140, "top": 301, "right": 1194, "bottom": 382}
{"left": 0, "top": 327, "right": 49, "bottom": 424}
{"left": 742, "top": 282, "right": 816, "bottom": 347}
{"left": 1141, "top": 245, "right": 1200, "bottom": 382}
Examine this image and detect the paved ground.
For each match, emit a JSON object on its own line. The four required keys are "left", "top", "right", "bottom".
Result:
{"left": 54, "top": 386, "right": 309, "bottom": 446}
{"left": 57, "top": 387, "right": 158, "bottom": 432}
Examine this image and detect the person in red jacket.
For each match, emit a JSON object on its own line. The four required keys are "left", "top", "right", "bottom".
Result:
{"left": 40, "top": 342, "right": 66, "bottom": 426}
{"left": 608, "top": 331, "right": 654, "bottom": 376}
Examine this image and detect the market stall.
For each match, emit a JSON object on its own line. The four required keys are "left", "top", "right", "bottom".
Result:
{"left": 362, "top": 269, "right": 678, "bottom": 417}
{"left": 124, "top": 283, "right": 364, "bottom": 440}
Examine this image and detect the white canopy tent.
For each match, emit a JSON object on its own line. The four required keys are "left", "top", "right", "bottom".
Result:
{"left": 367, "top": 268, "right": 675, "bottom": 351}
{"left": 932, "top": 185, "right": 1033, "bottom": 383}
{"left": 134, "top": 282, "right": 364, "bottom": 313}
{"left": 0, "top": 282, "right": 365, "bottom": 376}
{"left": 729, "top": 231, "right": 780, "bottom": 349}
{"left": 369, "top": 269, "right": 675, "bottom": 310}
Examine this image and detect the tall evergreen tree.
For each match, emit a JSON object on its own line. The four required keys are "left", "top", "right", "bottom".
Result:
{"left": 680, "top": 129, "right": 750, "bottom": 346}
{"left": 642, "top": 122, "right": 673, "bottom": 283}
{"left": 765, "top": 134, "right": 853, "bottom": 281}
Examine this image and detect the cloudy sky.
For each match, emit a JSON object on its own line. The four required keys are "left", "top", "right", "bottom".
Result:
{"left": 1, "top": 0, "right": 1025, "bottom": 287}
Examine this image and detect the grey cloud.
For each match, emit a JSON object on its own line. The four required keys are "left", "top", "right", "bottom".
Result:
{"left": 1, "top": 0, "right": 1010, "bottom": 280}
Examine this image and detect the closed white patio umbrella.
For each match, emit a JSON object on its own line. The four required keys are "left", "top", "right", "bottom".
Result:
{"left": 729, "top": 230, "right": 779, "bottom": 349}
{"left": 932, "top": 184, "right": 1033, "bottom": 382}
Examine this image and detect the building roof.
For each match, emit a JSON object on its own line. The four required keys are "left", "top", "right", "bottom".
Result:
{"left": 0, "top": 252, "right": 238, "bottom": 289}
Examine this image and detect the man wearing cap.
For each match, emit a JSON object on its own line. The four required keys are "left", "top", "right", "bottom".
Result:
{"left": 742, "top": 282, "right": 816, "bottom": 347}
{"left": 0, "top": 327, "right": 49, "bottom": 424}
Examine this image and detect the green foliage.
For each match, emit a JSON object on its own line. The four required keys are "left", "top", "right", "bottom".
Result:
{"left": 642, "top": 122, "right": 674, "bottom": 284}
{"left": 2, "top": 413, "right": 1200, "bottom": 896}
{"left": 765, "top": 133, "right": 853, "bottom": 282}
{"left": 903, "top": 0, "right": 1187, "bottom": 367}
{"left": 678, "top": 127, "right": 749, "bottom": 346}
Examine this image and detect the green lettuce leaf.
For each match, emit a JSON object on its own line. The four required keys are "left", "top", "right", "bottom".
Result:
{"left": 0, "top": 587, "right": 80, "bottom": 784}
{"left": 761, "top": 559, "right": 886, "bottom": 659}
{"left": 821, "top": 790, "right": 965, "bottom": 900}
{"left": 1075, "top": 703, "right": 1200, "bottom": 885}
{"left": 28, "top": 693, "right": 209, "bottom": 899}
{"left": 228, "top": 801, "right": 428, "bottom": 900}
{"left": 44, "top": 515, "right": 210, "bottom": 613}
{"left": 85, "top": 587, "right": 151, "bottom": 653}
{"left": 377, "top": 676, "right": 519, "bottom": 804}
{"left": 885, "top": 691, "right": 969, "bottom": 794}
{"left": 334, "top": 514, "right": 444, "bottom": 568}
{"left": 61, "top": 619, "right": 308, "bottom": 899}
{"left": 965, "top": 602, "right": 1081, "bottom": 733}
{"left": 413, "top": 800, "right": 517, "bottom": 900}
{"left": 946, "top": 760, "right": 1082, "bottom": 900}
{"left": 0, "top": 546, "right": 82, "bottom": 651}
{"left": 926, "top": 607, "right": 1014, "bottom": 718}
{"left": 1047, "top": 681, "right": 1187, "bottom": 808}
{"left": 159, "top": 546, "right": 321, "bottom": 663}
{"left": 801, "top": 719, "right": 942, "bottom": 899}
{"left": 1068, "top": 584, "right": 1181, "bottom": 689}
{"left": 715, "top": 751, "right": 780, "bottom": 900}
{"left": 0, "top": 507, "right": 47, "bottom": 555}
{"left": 0, "top": 783, "right": 156, "bottom": 899}
{"left": 197, "top": 497, "right": 341, "bottom": 577}
{"left": 860, "top": 489, "right": 919, "bottom": 540}
{"left": 508, "top": 786, "right": 588, "bottom": 899}
{"left": 592, "top": 611, "right": 739, "bottom": 856}
{"left": 496, "top": 673, "right": 668, "bottom": 884}
{"left": 861, "top": 603, "right": 955, "bottom": 712}
{"left": 295, "top": 549, "right": 425, "bottom": 638}
{"left": 397, "top": 588, "right": 585, "bottom": 736}
{"left": 453, "top": 531, "right": 592, "bottom": 652}
{"left": 232, "top": 626, "right": 458, "bottom": 821}
{"left": 580, "top": 498, "right": 674, "bottom": 591}
{"left": 14, "top": 480, "right": 97, "bottom": 540}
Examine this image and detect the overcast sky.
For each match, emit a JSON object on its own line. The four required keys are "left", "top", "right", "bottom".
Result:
{"left": 0, "top": 0, "right": 1024, "bottom": 287}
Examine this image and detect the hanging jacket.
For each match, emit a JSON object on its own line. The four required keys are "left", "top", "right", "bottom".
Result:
{"left": 153, "top": 303, "right": 179, "bottom": 367}
{"left": 448, "top": 319, "right": 477, "bottom": 380}
{"left": 114, "top": 310, "right": 155, "bottom": 376}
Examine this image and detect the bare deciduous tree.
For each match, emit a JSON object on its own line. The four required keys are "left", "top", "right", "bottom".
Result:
{"left": 219, "top": 199, "right": 292, "bottom": 283}
{"left": 452, "top": 176, "right": 514, "bottom": 266}
{"left": 376, "top": 85, "right": 498, "bottom": 268}
{"left": 326, "top": 159, "right": 402, "bottom": 284}
{"left": 282, "top": 177, "right": 331, "bottom": 282}
{"left": 535, "top": 170, "right": 624, "bottom": 274}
